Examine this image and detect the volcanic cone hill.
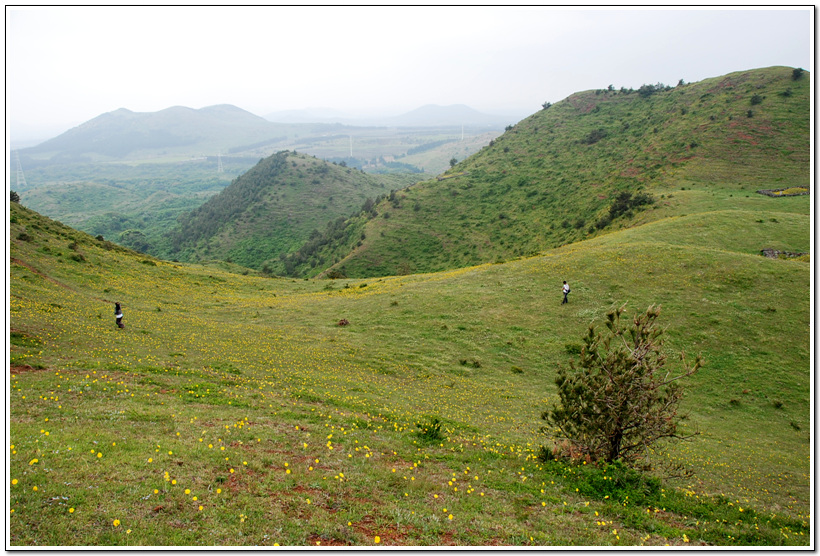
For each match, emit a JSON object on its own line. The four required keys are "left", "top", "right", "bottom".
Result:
{"left": 285, "top": 66, "right": 808, "bottom": 279}
{"left": 165, "top": 151, "right": 393, "bottom": 271}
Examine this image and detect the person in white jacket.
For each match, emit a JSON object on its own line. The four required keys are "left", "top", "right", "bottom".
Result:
{"left": 562, "top": 281, "right": 570, "bottom": 304}
{"left": 115, "top": 302, "right": 124, "bottom": 328}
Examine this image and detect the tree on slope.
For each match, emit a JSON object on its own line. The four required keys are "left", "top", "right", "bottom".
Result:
{"left": 542, "top": 304, "right": 703, "bottom": 467}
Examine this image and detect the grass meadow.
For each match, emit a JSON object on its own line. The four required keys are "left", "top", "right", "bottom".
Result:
{"left": 8, "top": 194, "right": 810, "bottom": 546}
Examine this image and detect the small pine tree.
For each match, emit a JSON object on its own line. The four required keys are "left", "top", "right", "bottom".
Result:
{"left": 542, "top": 305, "right": 703, "bottom": 466}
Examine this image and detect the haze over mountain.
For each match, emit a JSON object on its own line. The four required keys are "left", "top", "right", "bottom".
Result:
{"left": 17, "top": 104, "right": 330, "bottom": 163}
{"left": 263, "top": 104, "right": 517, "bottom": 128}
{"left": 384, "top": 104, "right": 511, "bottom": 127}
{"left": 263, "top": 107, "right": 356, "bottom": 124}
{"left": 9, "top": 120, "right": 83, "bottom": 148}
{"left": 9, "top": 7, "right": 810, "bottom": 149}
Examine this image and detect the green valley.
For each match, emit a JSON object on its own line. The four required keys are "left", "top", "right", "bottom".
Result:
{"left": 8, "top": 186, "right": 809, "bottom": 546}
{"left": 8, "top": 66, "right": 810, "bottom": 547}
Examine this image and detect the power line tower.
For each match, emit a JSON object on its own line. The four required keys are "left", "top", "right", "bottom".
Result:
{"left": 217, "top": 152, "right": 223, "bottom": 173}
{"left": 14, "top": 150, "right": 28, "bottom": 189}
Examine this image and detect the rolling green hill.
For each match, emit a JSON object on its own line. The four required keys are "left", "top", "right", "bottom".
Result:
{"left": 164, "top": 151, "right": 395, "bottom": 271}
{"left": 304, "top": 67, "right": 808, "bottom": 279}
{"left": 6, "top": 65, "right": 811, "bottom": 548}
{"left": 8, "top": 190, "right": 809, "bottom": 546}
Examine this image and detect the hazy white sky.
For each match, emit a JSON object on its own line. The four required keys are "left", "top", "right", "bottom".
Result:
{"left": 6, "top": 6, "right": 814, "bottom": 138}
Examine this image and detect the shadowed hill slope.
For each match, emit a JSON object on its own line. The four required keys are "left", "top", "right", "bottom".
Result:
{"left": 164, "top": 151, "right": 393, "bottom": 271}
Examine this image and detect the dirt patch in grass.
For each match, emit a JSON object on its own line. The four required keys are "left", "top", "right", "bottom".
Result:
{"left": 351, "top": 516, "right": 411, "bottom": 546}
{"left": 10, "top": 365, "right": 49, "bottom": 375}
{"left": 308, "top": 534, "right": 351, "bottom": 546}
{"left": 224, "top": 471, "right": 255, "bottom": 494}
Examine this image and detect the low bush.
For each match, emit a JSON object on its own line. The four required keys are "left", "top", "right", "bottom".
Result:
{"left": 415, "top": 417, "right": 444, "bottom": 442}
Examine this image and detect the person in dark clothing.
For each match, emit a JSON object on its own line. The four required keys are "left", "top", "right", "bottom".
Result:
{"left": 114, "top": 302, "right": 124, "bottom": 328}
{"left": 562, "top": 281, "right": 570, "bottom": 304}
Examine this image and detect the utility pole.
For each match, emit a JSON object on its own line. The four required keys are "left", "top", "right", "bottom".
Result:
{"left": 217, "top": 152, "right": 223, "bottom": 173}
{"left": 349, "top": 135, "right": 353, "bottom": 158}
{"left": 14, "top": 151, "right": 28, "bottom": 188}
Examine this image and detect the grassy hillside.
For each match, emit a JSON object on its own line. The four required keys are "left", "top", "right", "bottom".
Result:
{"left": 9, "top": 198, "right": 809, "bottom": 546}
{"left": 165, "top": 151, "right": 395, "bottom": 272}
{"left": 316, "top": 67, "right": 808, "bottom": 278}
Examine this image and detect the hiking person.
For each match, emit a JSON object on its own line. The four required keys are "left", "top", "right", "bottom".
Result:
{"left": 562, "top": 281, "right": 570, "bottom": 304}
{"left": 114, "top": 302, "right": 124, "bottom": 328}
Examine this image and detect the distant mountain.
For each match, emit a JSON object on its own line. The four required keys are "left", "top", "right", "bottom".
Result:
{"left": 18, "top": 104, "right": 330, "bottom": 164}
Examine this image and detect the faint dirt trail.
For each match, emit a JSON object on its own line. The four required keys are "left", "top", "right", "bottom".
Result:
{"left": 11, "top": 257, "right": 75, "bottom": 290}
{"left": 10, "top": 257, "right": 110, "bottom": 303}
